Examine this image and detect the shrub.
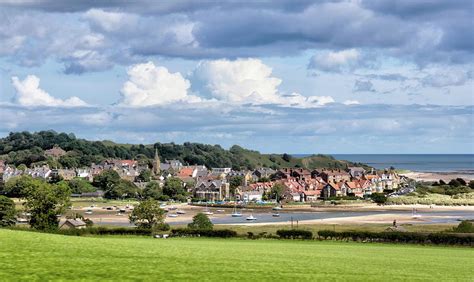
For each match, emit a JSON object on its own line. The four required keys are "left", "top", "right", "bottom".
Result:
{"left": 276, "top": 229, "right": 313, "bottom": 240}
{"left": 316, "top": 230, "right": 473, "bottom": 245}
{"left": 171, "top": 228, "right": 237, "bottom": 238}
{"left": 188, "top": 213, "right": 213, "bottom": 230}
{"left": 452, "top": 220, "right": 474, "bottom": 233}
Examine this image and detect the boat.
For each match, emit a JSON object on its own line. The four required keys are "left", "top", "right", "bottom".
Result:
{"left": 168, "top": 214, "right": 178, "bottom": 218}
{"left": 231, "top": 201, "right": 242, "bottom": 217}
{"left": 272, "top": 206, "right": 282, "bottom": 211}
{"left": 85, "top": 211, "right": 93, "bottom": 215}
{"left": 216, "top": 209, "right": 225, "bottom": 213}
{"left": 272, "top": 213, "right": 280, "bottom": 217}
{"left": 176, "top": 210, "right": 186, "bottom": 214}
{"left": 246, "top": 214, "right": 257, "bottom": 221}
{"left": 203, "top": 203, "right": 213, "bottom": 215}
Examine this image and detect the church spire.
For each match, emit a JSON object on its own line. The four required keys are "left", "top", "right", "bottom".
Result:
{"left": 153, "top": 147, "right": 161, "bottom": 175}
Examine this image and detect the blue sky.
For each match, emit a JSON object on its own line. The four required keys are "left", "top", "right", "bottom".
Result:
{"left": 0, "top": 0, "right": 473, "bottom": 153}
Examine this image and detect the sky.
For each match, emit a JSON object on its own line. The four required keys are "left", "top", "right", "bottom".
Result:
{"left": 0, "top": 0, "right": 473, "bottom": 154}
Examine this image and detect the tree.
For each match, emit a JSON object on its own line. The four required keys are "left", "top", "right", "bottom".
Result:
{"left": 229, "top": 176, "right": 244, "bottom": 194}
{"left": 370, "top": 193, "right": 387, "bottom": 205}
{"left": 136, "top": 169, "right": 152, "bottom": 182}
{"left": 469, "top": 180, "right": 474, "bottom": 189}
{"left": 17, "top": 164, "right": 27, "bottom": 171}
{"left": 104, "top": 180, "right": 138, "bottom": 199}
{"left": 24, "top": 181, "right": 70, "bottom": 231}
{"left": 4, "top": 175, "right": 40, "bottom": 198}
{"left": 448, "top": 179, "right": 461, "bottom": 187}
{"left": 188, "top": 213, "right": 213, "bottom": 230}
{"left": 456, "top": 178, "right": 466, "bottom": 186}
{"left": 271, "top": 183, "right": 285, "bottom": 202}
{"left": 163, "top": 177, "right": 186, "bottom": 200}
{"left": 67, "top": 178, "right": 96, "bottom": 194}
{"left": 92, "top": 169, "right": 121, "bottom": 189}
{"left": 0, "top": 196, "right": 16, "bottom": 226}
{"left": 282, "top": 153, "right": 292, "bottom": 162}
{"left": 439, "top": 179, "right": 446, "bottom": 185}
{"left": 142, "top": 181, "right": 163, "bottom": 200}
{"left": 129, "top": 199, "right": 165, "bottom": 229}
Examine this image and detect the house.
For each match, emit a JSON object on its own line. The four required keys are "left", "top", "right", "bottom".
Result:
{"left": 211, "top": 167, "right": 231, "bottom": 174}
{"left": 321, "top": 183, "right": 339, "bottom": 199}
{"left": 44, "top": 146, "right": 66, "bottom": 158}
{"left": 301, "top": 190, "right": 320, "bottom": 202}
{"left": 340, "top": 181, "right": 364, "bottom": 197}
{"left": 347, "top": 167, "right": 365, "bottom": 179}
{"left": 194, "top": 179, "right": 229, "bottom": 201}
{"left": 160, "top": 160, "right": 183, "bottom": 171}
{"left": 239, "top": 190, "right": 263, "bottom": 202}
{"left": 56, "top": 169, "right": 76, "bottom": 180}
{"left": 252, "top": 168, "right": 276, "bottom": 180}
{"left": 319, "top": 169, "right": 351, "bottom": 183}
{"left": 60, "top": 219, "right": 87, "bottom": 229}
{"left": 290, "top": 168, "right": 312, "bottom": 181}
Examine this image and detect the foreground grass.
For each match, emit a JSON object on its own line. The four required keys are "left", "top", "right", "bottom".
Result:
{"left": 1, "top": 229, "right": 473, "bottom": 281}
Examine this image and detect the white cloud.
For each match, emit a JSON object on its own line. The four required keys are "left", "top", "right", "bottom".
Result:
{"left": 11, "top": 75, "right": 87, "bottom": 107}
{"left": 343, "top": 100, "right": 360, "bottom": 105}
{"left": 83, "top": 9, "right": 137, "bottom": 32}
{"left": 309, "top": 49, "right": 361, "bottom": 72}
{"left": 195, "top": 58, "right": 282, "bottom": 104}
{"left": 195, "top": 58, "right": 334, "bottom": 108}
{"left": 120, "top": 61, "right": 192, "bottom": 107}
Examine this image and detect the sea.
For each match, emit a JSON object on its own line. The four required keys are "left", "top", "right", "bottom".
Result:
{"left": 293, "top": 154, "right": 474, "bottom": 173}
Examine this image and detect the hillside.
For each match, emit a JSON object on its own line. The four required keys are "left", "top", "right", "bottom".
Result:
{"left": 0, "top": 230, "right": 472, "bottom": 281}
{"left": 0, "top": 131, "right": 366, "bottom": 170}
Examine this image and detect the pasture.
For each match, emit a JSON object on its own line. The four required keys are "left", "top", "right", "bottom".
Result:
{"left": 0, "top": 229, "right": 472, "bottom": 281}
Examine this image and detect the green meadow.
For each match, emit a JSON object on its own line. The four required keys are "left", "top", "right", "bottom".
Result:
{"left": 0, "top": 229, "right": 473, "bottom": 281}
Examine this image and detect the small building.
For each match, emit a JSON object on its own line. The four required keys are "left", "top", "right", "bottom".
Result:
{"left": 60, "top": 219, "right": 87, "bottom": 229}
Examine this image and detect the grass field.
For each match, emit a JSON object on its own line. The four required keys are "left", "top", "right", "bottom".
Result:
{"left": 1, "top": 230, "right": 473, "bottom": 281}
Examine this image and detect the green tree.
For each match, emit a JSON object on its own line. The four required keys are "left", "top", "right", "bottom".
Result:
{"left": 104, "top": 180, "right": 138, "bottom": 199}
{"left": 188, "top": 213, "right": 213, "bottom": 230}
{"left": 448, "top": 179, "right": 461, "bottom": 187}
{"left": 92, "top": 169, "right": 121, "bottom": 189}
{"left": 129, "top": 199, "right": 165, "bottom": 229}
{"left": 136, "top": 169, "right": 152, "bottom": 182}
{"left": 229, "top": 176, "right": 244, "bottom": 194}
{"left": 469, "top": 180, "right": 474, "bottom": 189}
{"left": 67, "top": 178, "right": 96, "bottom": 194}
{"left": 142, "top": 181, "right": 163, "bottom": 200}
{"left": 282, "top": 153, "right": 292, "bottom": 162}
{"left": 24, "top": 181, "right": 70, "bottom": 231}
{"left": 370, "top": 193, "right": 387, "bottom": 205}
{"left": 271, "top": 183, "right": 285, "bottom": 202}
{"left": 4, "top": 175, "right": 39, "bottom": 198}
{"left": 0, "top": 195, "right": 16, "bottom": 226}
{"left": 17, "top": 164, "right": 27, "bottom": 171}
{"left": 163, "top": 177, "right": 186, "bottom": 200}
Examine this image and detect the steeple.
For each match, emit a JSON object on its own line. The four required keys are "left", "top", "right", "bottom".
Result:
{"left": 153, "top": 147, "right": 161, "bottom": 175}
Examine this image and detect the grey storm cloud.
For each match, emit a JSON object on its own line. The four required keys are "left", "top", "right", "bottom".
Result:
{"left": 0, "top": 0, "right": 472, "bottom": 73}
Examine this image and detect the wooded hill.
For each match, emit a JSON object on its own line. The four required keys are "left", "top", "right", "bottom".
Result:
{"left": 0, "top": 131, "right": 367, "bottom": 170}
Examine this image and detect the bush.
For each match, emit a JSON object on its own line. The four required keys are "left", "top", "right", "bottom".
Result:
{"left": 276, "top": 229, "right": 313, "bottom": 240}
{"left": 188, "top": 213, "right": 213, "bottom": 230}
{"left": 370, "top": 193, "right": 387, "bottom": 204}
{"left": 316, "top": 230, "right": 473, "bottom": 245}
{"left": 171, "top": 228, "right": 237, "bottom": 238}
{"left": 153, "top": 222, "right": 170, "bottom": 232}
{"left": 452, "top": 220, "right": 474, "bottom": 233}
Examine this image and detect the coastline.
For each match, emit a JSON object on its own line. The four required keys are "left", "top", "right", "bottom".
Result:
{"left": 400, "top": 171, "right": 474, "bottom": 182}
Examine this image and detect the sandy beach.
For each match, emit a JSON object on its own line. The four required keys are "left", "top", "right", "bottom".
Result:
{"left": 400, "top": 171, "right": 474, "bottom": 182}
{"left": 71, "top": 202, "right": 474, "bottom": 227}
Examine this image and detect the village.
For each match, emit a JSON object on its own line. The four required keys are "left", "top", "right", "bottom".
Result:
{"left": 0, "top": 145, "right": 408, "bottom": 203}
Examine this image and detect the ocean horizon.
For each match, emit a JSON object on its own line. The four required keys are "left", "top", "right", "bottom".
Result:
{"left": 292, "top": 154, "right": 474, "bottom": 173}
